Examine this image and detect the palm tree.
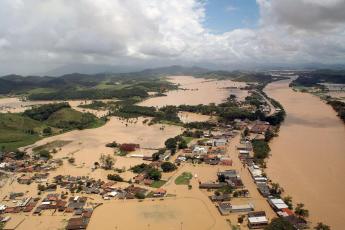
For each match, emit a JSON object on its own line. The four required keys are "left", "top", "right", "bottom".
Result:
{"left": 283, "top": 196, "right": 293, "bottom": 209}
{"left": 294, "top": 203, "right": 309, "bottom": 218}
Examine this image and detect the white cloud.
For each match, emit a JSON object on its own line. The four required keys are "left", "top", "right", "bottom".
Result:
{"left": 0, "top": 0, "right": 344, "bottom": 74}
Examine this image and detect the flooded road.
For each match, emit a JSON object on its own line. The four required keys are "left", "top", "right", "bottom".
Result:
{"left": 265, "top": 78, "right": 345, "bottom": 229}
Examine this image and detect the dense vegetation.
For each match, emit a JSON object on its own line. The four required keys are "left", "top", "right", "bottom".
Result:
{"left": 0, "top": 67, "right": 179, "bottom": 100}
{"left": 264, "top": 218, "right": 295, "bottom": 230}
{"left": 130, "top": 163, "right": 161, "bottom": 180}
{"left": 252, "top": 140, "right": 271, "bottom": 161}
{"left": 113, "top": 104, "right": 181, "bottom": 124}
{"left": 290, "top": 70, "right": 345, "bottom": 88}
{"left": 28, "top": 87, "right": 149, "bottom": 100}
{"left": 23, "top": 103, "right": 70, "bottom": 121}
{"left": 327, "top": 100, "right": 345, "bottom": 123}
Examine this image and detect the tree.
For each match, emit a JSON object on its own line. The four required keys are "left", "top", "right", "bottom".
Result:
{"left": 161, "top": 162, "right": 177, "bottom": 172}
{"left": 147, "top": 168, "right": 162, "bottom": 181}
{"left": 243, "top": 127, "right": 250, "bottom": 137}
{"left": 295, "top": 203, "right": 309, "bottom": 218}
{"left": 252, "top": 140, "right": 271, "bottom": 160}
{"left": 107, "top": 174, "right": 124, "bottom": 182}
{"left": 14, "top": 150, "right": 26, "bottom": 160}
{"left": 229, "top": 94, "right": 237, "bottom": 101}
{"left": 265, "top": 217, "right": 295, "bottom": 230}
{"left": 43, "top": 127, "right": 52, "bottom": 135}
{"left": 264, "top": 129, "right": 274, "bottom": 142}
{"left": 178, "top": 139, "right": 188, "bottom": 149}
{"left": 270, "top": 183, "right": 283, "bottom": 195}
{"left": 283, "top": 196, "right": 293, "bottom": 209}
{"left": 314, "top": 222, "right": 331, "bottom": 230}
{"left": 131, "top": 163, "right": 150, "bottom": 173}
{"left": 152, "top": 149, "right": 166, "bottom": 161}
{"left": 99, "top": 154, "right": 116, "bottom": 170}
{"left": 165, "top": 138, "right": 177, "bottom": 150}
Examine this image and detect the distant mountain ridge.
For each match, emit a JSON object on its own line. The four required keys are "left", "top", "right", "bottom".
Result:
{"left": 0, "top": 65, "right": 213, "bottom": 94}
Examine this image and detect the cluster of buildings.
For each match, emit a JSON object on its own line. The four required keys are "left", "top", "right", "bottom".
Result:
{"left": 175, "top": 132, "right": 234, "bottom": 166}
{"left": 0, "top": 191, "right": 97, "bottom": 230}
{"left": 238, "top": 144, "right": 308, "bottom": 229}
{"left": 0, "top": 151, "right": 62, "bottom": 173}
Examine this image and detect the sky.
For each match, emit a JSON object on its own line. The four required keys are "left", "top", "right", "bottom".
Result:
{"left": 0, "top": 0, "right": 345, "bottom": 75}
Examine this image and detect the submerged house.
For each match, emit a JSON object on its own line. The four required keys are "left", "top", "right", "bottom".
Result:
{"left": 268, "top": 198, "right": 289, "bottom": 211}
{"left": 248, "top": 211, "right": 269, "bottom": 229}
{"left": 218, "top": 202, "right": 254, "bottom": 215}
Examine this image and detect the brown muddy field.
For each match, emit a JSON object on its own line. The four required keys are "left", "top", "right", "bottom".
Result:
{"left": 265, "top": 78, "right": 345, "bottom": 229}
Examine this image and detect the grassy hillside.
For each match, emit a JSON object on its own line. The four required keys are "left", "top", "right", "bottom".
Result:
{"left": 0, "top": 113, "right": 47, "bottom": 150}
{"left": 46, "top": 108, "right": 105, "bottom": 130}
{"left": 0, "top": 104, "right": 106, "bottom": 151}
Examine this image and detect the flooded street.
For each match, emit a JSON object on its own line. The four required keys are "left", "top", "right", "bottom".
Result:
{"left": 265, "top": 79, "right": 345, "bottom": 229}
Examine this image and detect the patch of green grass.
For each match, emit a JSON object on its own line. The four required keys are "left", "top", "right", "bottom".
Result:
{"left": 182, "top": 136, "right": 193, "bottom": 144}
{"left": 151, "top": 180, "right": 166, "bottom": 188}
{"left": 26, "top": 87, "right": 56, "bottom": 95}
{"left": 174, "top": 172, "right": 193, "bottom": 185}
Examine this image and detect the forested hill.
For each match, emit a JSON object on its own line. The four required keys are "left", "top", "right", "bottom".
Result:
{"left": 0, "top": 65, "right": 287, "bottom": 100}
{"left": 290, "top": 69, "right": 345, "bottom": 87}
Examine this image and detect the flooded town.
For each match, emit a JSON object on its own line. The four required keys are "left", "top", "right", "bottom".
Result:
{"left": 1, "top": 1, "right": 345, "bottom": 229}
{"left": 1, "top": 72, "right": 344, "bottom": 230}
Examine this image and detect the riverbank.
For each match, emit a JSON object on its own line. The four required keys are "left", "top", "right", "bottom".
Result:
{"left": 264, "top": 78, "right": 345, "bottom": 229}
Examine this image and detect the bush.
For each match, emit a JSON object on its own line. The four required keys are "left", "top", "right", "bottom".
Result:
{"left": 37, "top": 150, "right": 52, "bottom": 159}
{"left": 105, "top": 141, "right": 118, "bottom": 148}
{"left": 131, "top": 163, "right": 151, "bottom": 174}
{"left": 135, "top": 192, "right": 146, "bottom": 199}
{"left": 68, "top": 157, "right": 75, "bottom": 164}
{"left": 161, "top": 162, "right": 177, "bottom": 172}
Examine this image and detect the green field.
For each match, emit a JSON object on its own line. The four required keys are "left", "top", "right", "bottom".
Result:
{"left": 174, "top": 172, "right": 193, "bottom": 185}
{"left": 151, "top": 180, "right": 167, "bottom": 188}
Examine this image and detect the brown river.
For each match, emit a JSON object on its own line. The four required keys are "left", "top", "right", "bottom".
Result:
{"left": 265, "top": 78, "right": 345, "bottom": 229}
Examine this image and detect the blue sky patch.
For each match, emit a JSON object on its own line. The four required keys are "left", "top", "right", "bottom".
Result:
{"left": 203, "top": 0, "right": 260, "bottom": 33}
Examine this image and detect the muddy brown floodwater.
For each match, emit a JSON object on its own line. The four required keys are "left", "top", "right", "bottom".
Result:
{"left": 138, "top": 76, "right": 248, "bottom": 107}
{"left": 265, "top": 78, "right": 345, "bottom": 230}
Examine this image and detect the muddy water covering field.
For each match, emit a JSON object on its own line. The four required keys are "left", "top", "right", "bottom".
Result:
{"left": 0, "top": 76, "right": 281, "bottom": 230}
{"left": 139, "top": 76, "right": 248, "bottom": 107}
{"left": 0, "top": 98, "right": 110, "bottom": 117}
{"left": 265, "top": 78, "right": 345, "bottom": 229}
